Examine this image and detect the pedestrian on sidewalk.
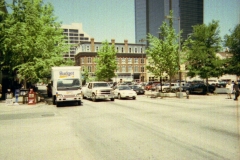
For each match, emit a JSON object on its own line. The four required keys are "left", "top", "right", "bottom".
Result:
{"left": 233, "top": 81, "right": 239, "bottom": 101}
{"left": 225, "top": 81, "right": 232, "bottom": 99}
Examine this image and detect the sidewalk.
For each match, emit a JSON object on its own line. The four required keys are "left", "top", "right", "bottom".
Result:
{"left": 0, "top": 100, "right": 45, "bottom": 113}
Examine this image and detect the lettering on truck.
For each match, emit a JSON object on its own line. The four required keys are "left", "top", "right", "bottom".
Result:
{"left": 59, "top": 71, "right": 74, "bottom": 78}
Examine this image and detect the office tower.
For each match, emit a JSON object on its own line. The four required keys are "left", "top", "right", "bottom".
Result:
{"left": 61, "top": 23, "right": 91, "bottom": 60}
{"left": 135, "top": 0, "right": 203, "bottom": 43}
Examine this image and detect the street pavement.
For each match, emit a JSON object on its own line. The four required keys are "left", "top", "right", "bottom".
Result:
{"left": 0, "top": 86, "right": 239, "bottom": 160}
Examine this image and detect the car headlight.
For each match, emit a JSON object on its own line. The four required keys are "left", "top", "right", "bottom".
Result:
{"left": 76, "top": 93, "right": 82, "bottom": 97}
{"left": 56, "top": 94, "right": 63, "bottom": 98}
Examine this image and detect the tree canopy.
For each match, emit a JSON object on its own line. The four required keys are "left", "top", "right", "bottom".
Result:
{"left": 224, "top": 24, "right": 240, "bottom": 76}
{"left": 0, "top": 0, "right": 72, "bottom": 85}
{"left": 183, "top": 20, "right": 223, "bottom": 83}
{"left": 95, "top": 40, "right": 117, "bottom": 81}
{"left": 146, "top": 10, "right": 179, "bottom": 83}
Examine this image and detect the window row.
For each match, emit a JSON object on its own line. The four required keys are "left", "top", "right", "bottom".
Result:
{"left": 84, "top": 45, "right": 144, "bottom": 53}
{"left": 81, "top": 65, "right": 145, "bottom": 73}
{"left": 80, "top": 57, "right": 145, "bottom": 64}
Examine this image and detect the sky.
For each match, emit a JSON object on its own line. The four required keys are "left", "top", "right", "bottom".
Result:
{"left": 5, "top": 0, "right": 240, "bottom": 43}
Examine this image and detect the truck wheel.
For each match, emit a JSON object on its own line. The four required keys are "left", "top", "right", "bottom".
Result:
{"left": 92, "top": 94, "right": 97, "bottom": 102}
{"left": 118, "top": 94, "right": 121, "bottom": 99}
{"left": 110, "top": 98, "right": 114, "bottom": 101}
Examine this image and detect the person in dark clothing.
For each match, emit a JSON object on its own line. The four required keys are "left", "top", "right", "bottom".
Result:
{"left": 233, "top": 81, "right": 239, "bottom": 101}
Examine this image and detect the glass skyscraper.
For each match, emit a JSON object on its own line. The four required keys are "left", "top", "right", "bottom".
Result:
{"left": 135, "top": 0, "right": 203, "bottom": 43}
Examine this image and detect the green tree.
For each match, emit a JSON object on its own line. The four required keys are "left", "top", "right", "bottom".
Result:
{"left": 81, "top": 66, "right": 89, "bottom": 85}
{"left": 146, "top": 10, "right": 179, "bottom": 86}
{"left": 0, "top": 0, "right": 70, "bottom": 87}
{"left": 183, "top": 20, "right": 223, "bottom": 87}
{"left": 224, "top": 24, "right": 240, "bottom": 76}
{"left": 95, "top": 40, "right": 117, "bottom": 81}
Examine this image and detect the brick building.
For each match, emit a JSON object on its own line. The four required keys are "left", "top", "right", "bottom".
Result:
{"left": 75, "top": 39, "right": 146, "bottom": 82}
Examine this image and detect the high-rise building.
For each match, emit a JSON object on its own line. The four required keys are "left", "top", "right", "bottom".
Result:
{"left": 61, "top": 23, "right": 91, "bottom": 60}
{"left": 135, "top": 0, "right": 203, "bottom": 43}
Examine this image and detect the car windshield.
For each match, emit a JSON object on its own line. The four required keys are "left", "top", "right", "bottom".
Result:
{"left": 93, "top": 83, "right": 109, "bottom": 87}
{"left": 118, "top": 86, "right": 131, "bottom": 90}
{"left": 132, "top": 85, "right": 140, "bottom": 89}
{"left": 57, "top": 78, "right": 80, "bottom": 90}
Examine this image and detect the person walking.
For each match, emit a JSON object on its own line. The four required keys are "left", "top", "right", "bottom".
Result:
{"left": 225, "top": 81, "right": 232, "bottom": 99}
{"left": 233, "top": 81, "right": 239, "bottom": 101}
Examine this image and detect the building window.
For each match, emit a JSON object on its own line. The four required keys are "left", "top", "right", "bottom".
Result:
{"left": 117, "top": 66, "right": 120, "bottom": 72}
{"left": 141, "top": 58, "right": 144, "bottom": 64}
{"left": 81, "top": 57, "right": 84, "bottom": 64}
{"left": 96, "top": 46, "right": 99, "bottom": 52}
{"left": 141, "top": 48, "right": 142, "bottom": 53}
{"left": 86, "top": 46, "right": 90, "bottom": 51}
{"left": 128, "top": 58, "right": 132, "bottom": 64}
{"left": 121, "top": 58, "right": 126, "bottom": 64}
{"left": 87, "top": 66, "right": 92, "bottom": 72}
{"left": 122, "top": 47, "right": 124, "bottom": 53}
{"left": 122, "top": 65, "right": 126, "bottom": 72}
{"left": 134, "top": 66, "right": 138, "bottom": 72}
{"left": 87, "top": 57, "right": 92, "bottom": 63}
{"left": 128, "top": 65, "right": 132, "bottom": 73}
{"left": 134, "top": 58, "right": 139, "bottom": 64}
{"left": 141, "top": 66, "right": 144, "bottom": 72}
{"left": 69, "top": 29, "right": 78, "bottom": 33}
{"left": 135, "top": 48, "right": 137, "bottom": 53}
{"left": 116, "top": 47, "right": 119, "bottom": 52}
{"left": 129, "top": 48, "right": 131, "bottom": 53}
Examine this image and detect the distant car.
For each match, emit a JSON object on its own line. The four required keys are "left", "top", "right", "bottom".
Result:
{"left": 158, "top": 83, "right": 179, "bottom": 92}
{"left": 114, "top": 85, "right": 137, "bottom": 100}
{"left": 188, "top": 83, "right": 215, "bottom": 95}
{"left": 129, "top": 85, "right": 145, "bottom": 95}
{"left": 145, "top": 82, "right": 159, "bottom": 91}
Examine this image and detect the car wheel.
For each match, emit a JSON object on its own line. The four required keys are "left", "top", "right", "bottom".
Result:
{"left": 110, "top": 98, "right": 114, "bottom": 101}
{"left": 133, "top": 97, "right": 136, "bottom": 100}
{"left": 56, "top": 102, "right": 60, "bottom": 107}
{"left": 92, "top": 94, "right": 97, "bottom": 102}
{"left": 118, "top": 94, "right": 121, "bottom": 99}
{"left": 77, "top": 101, "right": 81, "bottom": 105}
{"left": 82, "top": 94, "right": 86, "bottom": 99}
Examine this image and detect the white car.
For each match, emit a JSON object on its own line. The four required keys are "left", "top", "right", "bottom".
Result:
{"left": 114, "top": 85, "right": 137, "bottom": 100}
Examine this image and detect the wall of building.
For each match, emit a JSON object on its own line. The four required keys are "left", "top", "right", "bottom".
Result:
{"left": 75, "top": 39, "right": 147, "bottom": 82}
{"left": 61, "top": 23, "right": 91, "bottom": 60}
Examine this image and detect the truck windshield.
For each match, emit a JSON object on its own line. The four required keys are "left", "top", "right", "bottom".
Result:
{"left": 57, "top": 78, "right": 80, "bottom": 90}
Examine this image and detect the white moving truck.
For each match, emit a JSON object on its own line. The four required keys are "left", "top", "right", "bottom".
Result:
{"left": 51, "top": 66, "right": 82, "bottom": 107}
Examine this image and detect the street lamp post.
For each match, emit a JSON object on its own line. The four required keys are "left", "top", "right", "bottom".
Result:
{"left": 165, "top": 15, "right": 182, "bottom": 98}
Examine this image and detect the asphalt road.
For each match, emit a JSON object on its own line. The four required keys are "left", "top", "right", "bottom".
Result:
{"left": 0, "top": 86, "right": 239, "bottom": 160}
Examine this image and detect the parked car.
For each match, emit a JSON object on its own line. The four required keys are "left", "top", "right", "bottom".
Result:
{"left": 114, "top": 85, "right": 137, "bottom": 100}
{"left": 157, "top": 83, "right": 179, "bottom": 92}
{"left": 187, "top": 83, "right": 215, "bottom": 95}
{"left": 145, "top": 82, "right": 159, "bottom": 91}
{"left": 129, "top": 85, "right": 145, "bottom": 95}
